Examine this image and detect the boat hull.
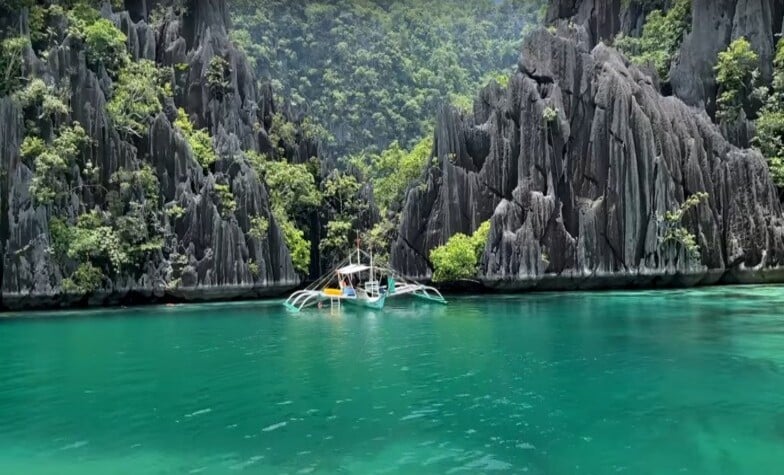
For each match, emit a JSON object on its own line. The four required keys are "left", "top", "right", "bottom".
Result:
{"left": 343, "top": 293, "right": 386, "bottom": 310}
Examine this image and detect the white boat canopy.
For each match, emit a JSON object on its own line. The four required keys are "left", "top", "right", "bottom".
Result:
{"left": 283, "top": 248, "right": 447, "bottom": 312}
{"left": 336, "top": 264, "right": 370, "bottom": 275}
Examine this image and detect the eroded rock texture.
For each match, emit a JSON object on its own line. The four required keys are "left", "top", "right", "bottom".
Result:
{"left": 549, "top": 0, "right": 784, "bottom": 131}
{"left": 391, "top": 23, "right": 784, "bottom": 289}
{"left": 0, "top": 1, "right": 310, "bottom": 309}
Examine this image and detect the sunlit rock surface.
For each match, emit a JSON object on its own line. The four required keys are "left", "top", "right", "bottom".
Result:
{"left": 392, "top": 22, "right": 784, "bottom": 289}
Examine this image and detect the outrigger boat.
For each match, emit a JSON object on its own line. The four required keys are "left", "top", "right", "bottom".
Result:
{"left": 283, "top": 246, "right": 447, "bottom": 313}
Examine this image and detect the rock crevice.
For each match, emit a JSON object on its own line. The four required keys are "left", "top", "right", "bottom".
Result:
{"left": 392, "top": 23, "right": 784, "bottom": 289}
{"left": 0, "top": 1, "right": 308, "bottom": 309}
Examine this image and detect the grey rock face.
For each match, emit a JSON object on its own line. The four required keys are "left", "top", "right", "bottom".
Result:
{"left": 0, "top": 1, "right": 305, "bottom": 309}
{"left": 546, "top": 0, "right": 645, "bottom": 46}
{"left": 550, "top": 0, "right": 784, "bottom": 139}
{"left": 670, "top": 0, "right": 784, "bottom": 116}
{"left": 391, "top": 24, "right": 784, "bottom": 289}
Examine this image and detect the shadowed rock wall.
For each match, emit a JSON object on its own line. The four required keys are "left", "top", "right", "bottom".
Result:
{"left": 0, "top": 1, "right": 312, "bottom": 309}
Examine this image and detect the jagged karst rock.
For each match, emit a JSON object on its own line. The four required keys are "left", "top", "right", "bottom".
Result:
{"left": 0, "top": 1, "right": 309, "bottom": 309}
{"left": 546, "top": 0, "right": 644, "bottom": 46}
{"left": 391, "top": 23, "right": 784, "bottom": 289}
{"left": 670, "top": 0, "right": 784, "bottom": 117}
{"left": 549, "top": 0, "right": 784, "bottom": 147}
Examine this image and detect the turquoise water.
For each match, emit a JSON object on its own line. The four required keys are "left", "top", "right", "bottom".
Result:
{"left": 1, "top": 287, "right": 784, "bottom": 474}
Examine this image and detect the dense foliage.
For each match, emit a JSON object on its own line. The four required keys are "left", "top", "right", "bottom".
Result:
{"left": 174, "top": 108, "right": 217, "bottom": 168}
{"left": 108, "top": 60, "right": 170, "bottom": 138}
{"left": 230, "top": 0, "right": 545, "bottom": 158}
{"left": 715, "top": 38, "right": 761, "bottom": 122}
{"left": 319, "top": 171, "right": 375, "bottom": 267}
{"left": 82, "top": 17, "right": 127, "bottom": 76}
{"left": 247, "top": 151, "right": 320, "bottom": 273}
{"left": 0, "top": 36, "right": 27, "bottom": 95}
{"left": 3, "top": 1, "right": 203, "bottom": 295}
{"left": 24, "top": 122, "right": 90, "bottom": 204}
{"left": 614, "top": 0, "right": 690, "bottom": 79}
{"left": 349, "top": 135, "right": 434, "bottom": 212}
{"left": 755, "top": 37, "right": 784, "bottom": 187}
{"left": 429, "top": 221, "right": 491, "bottom": 282}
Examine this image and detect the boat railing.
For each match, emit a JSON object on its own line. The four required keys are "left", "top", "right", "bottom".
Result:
{"left": 283, "top": 250, "right": 447, "bottom": 312}
{"left": 364, "top": 280, "right": 380, "bottom": 295}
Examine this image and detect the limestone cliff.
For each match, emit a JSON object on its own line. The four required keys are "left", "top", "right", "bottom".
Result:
{"left": 391, "top": 15, "right": 784, "bottom": 289}
{"left": 0, "top": 0, "right": 313, "bottom": 309}
{"left": 548, "top": 0, "right": 784, "bottom": 142}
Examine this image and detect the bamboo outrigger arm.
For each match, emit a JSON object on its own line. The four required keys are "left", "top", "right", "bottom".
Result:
{"left": 283, "top": 249, "right": 446, "bottom": 313}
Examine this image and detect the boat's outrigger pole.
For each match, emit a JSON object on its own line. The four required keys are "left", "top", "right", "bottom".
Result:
{"left": 283, "top": 248, "right": 446, "bottom": 313}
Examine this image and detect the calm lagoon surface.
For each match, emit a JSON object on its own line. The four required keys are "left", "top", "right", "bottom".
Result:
{"left": 1, "top": 286, "right": 784, "bottom": 474}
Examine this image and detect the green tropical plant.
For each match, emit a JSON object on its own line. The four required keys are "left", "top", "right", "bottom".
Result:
{"left": 207, "top": 55, "right": 231, "bottom": 100}
{"left": 660, "top": 192, "right": 709, "bottom": 258}
{"left": 276, "top": 210, "right": 310, "bottom": 273}
{"left": 754, "top": 37, "right": 784, "bottom": 187}
{"left": 82, "top": 18, "right": 128, "bottom": 76}
{"left": 430, "top": 220, "right": 491, "bottom": 282}
{"left": 248, "top": 216, "right": 270, "bottom": 239}
{"left": 213, "top": 183, "right": 237, "bottom": 215}
{"left": 27, "top": 122, "right": 90, "bottom": 204}
{"left": 0, "top": 36, "right": 28, "bottom": 95}
{"left": 614, "top": 0, "right": 691, "bottom": 79}
{"left": 174, "top": 108, "right": 218, "bottom": 168}
{"left": 62, "top": 262, "right": 104, "bottom": 294}
{"left": 715, "top": 37, "right": 760, "bottom": 121}
{"left": 108, "top": 60, "right": 169, "bottom": 137}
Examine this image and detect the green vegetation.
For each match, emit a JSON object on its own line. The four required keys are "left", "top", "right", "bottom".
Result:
{"left": 248, "top": 216, "right": 269, "bottom": 239}
{"left": 207, "top": 55, "right": 231, "bottom": 100}
{"left": 1, "top": 36, "right": 29, "bottom": 95}
{"left": 166, "top": 203, "right": 186, "bottom": 219}
{"left": 430, "top": 220, "right": 491, "bottom": 282}
{"left": 660, "top": 192, "right": 709, "bottom": 258}
{"left": 213, "top": 183, "right": 237, "bottom": 215}
{"left": 250, "top": 153, "right": 321, "bottom": 218}
{"left": 319, "top": 219, "right": 353, "bottom": 265}
{"left": 108, "top": 60, "right": 170, "bottom": 137}
{"left": 350, "top": 135, "right": 433, "bottom": 211}
{"left": 26, "top": 123, "right": 90, "bottom": 204}
{"left": 107, "top": 165, "right": 165, "bottom": 264}
{"left": 755, "top": 37, "right": 784, "bottom": 187}
{"left": 15, "top": 78, "right": 69, "bottom": 124}
{"left": 268, "top": 112, "right": 297, "bottom": 155}
{"left": 248, "top": 259, "right": 259, "bottom": 277}
{"left": 542, "top": 106, "right": 558, "bottom": 123}
{"left": 614, "top": 0, "right": 691, "bottom": 79}
{"left": 174, "top": 108, "right": 218, "bottom": 168}
{"left": 50, "top": 161, "right": 165, "bottom": 294}
{"left": 319, "top": 171, "right": 374, "bottom": 266}
{"left": 278, "top": 214, "right": 310, "bottom": 274}
{"left": 19, "top": 136, "right": 46, "bottom": 162}
{"left": 67, "top": 211, "right": 129, "bottom": 273}
{"left": 230, "top": 0, "right": 545, "bottom": 157}
{"left": 61, "top": 262, "right": 104, "bottom": 294}
{"left": 715, "top": 38, "right": 760, "bottom": 122}
{"left": 246, "top": 151, "right": 320, "bottom": 273}
{"left": 82, "top": 18, "right": 128, "bottom": 76}
{"left": 364, "top": 219, "right": 396, "bottom": 266}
